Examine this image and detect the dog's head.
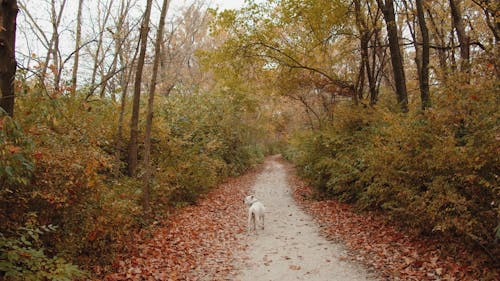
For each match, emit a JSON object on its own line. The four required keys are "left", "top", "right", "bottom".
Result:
{"left": 244, "top": 195, "right": 257, "bottom": 206}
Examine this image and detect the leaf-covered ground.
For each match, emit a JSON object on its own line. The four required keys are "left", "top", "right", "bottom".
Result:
{"left": 102, "top": 166, "right": 261, "bottom": 281}
{"left": 100, "top": 157, "right": 498, "bottom": 281}
{"left": 282, "top": 160, "right": 500, "bottom": 281}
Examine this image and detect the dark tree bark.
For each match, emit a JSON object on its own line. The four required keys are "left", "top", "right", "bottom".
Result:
{"left": 0, "top": 0, "right": 19, "bottom": 116}
{"left": 127, "top": 0, "right": 153, "bottom": 177}
{"left": 415, "top": 0, "right": 431, "bottom": 109}
{"left": 376, "top": 0, "right": 408, "bottom": 112}
{"left": 355, "top": 57, "right": 365, "bottom": 103}
{"left": 354, "top": 0, "right": 368, "bottom": 103}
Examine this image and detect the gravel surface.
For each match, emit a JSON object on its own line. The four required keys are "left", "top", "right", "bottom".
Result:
{"left": 233, "top": 156, "right": 378, "bottom": 281}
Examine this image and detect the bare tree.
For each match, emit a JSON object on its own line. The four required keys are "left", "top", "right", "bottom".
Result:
{"left": 71, "top": 0, "right": 84, "bottom": 92}
{"left": 142, "top": 0, "right": 170, "bottom": 213}
{"left": 128, "top": 0, "right": 153, "bottom": 177}
{"left": 88, "top": 0, "right": 115, "bottom": 97}
{"left": 0, "top": 0, "right": 19, "bottom": 116}
{"left": 354, "top": 0, "right": 380, "bottom": 105}
{"left": 19, "top": 0, "right": 66, "bottom": 89}
{"left": 115, "top": 21, "right": 141, "bottom": 176}
{"left": 49, "top": 0, "right": 67, "bottom": 91}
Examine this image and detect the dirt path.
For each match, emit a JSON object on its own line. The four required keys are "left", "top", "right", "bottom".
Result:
{"left": 232, "top": 156, "right": 377, "bottom": 281}
{"left": 103, "top": 156, "right": 497, "bottom": 280}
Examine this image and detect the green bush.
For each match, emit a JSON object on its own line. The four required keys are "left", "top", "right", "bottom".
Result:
{"left": 2, "top": 77, "right": 269, "bottom": 275}
{"left": 288, "top": 80, "right": 500, "bottom": 253}
{"left": 1, "top": 84, "right": 145, "bottom": 269}
{"left": 0, "top": 221, "right": 86, "bottom": 281}
{"left": 0, "top": 114, "right": 35, "bottom": 232}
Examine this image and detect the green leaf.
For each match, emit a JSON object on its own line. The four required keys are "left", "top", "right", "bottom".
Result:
{"left": 5, "top": 166, "right": 13, "bottom": 177}
{"left": 20, "top": 235, "right": 32, "bottom": 246}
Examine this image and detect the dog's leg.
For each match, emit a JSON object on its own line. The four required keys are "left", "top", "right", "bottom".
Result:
{"left": 247, "top": 212, "right": 253, "bottom": 232}
{"left": 252, "top": 213, "right": 256, "bottom": 232}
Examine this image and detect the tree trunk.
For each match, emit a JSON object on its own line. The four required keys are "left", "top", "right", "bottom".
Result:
{"left": 449, "top": 0, "right": 470, "bottom": 78}
{"left": 142, "top": 0, "right": 170, "bottom": 213}
{"left": 0, "top": 0, "right": 18, "bottom": 117}
{"left": 363, "top": 31, "right": 378, "bottom": 105}
{"left": 50, "top": 0, "right": 67, "bottom": 92}
{"left": 127, "top": 0, "right": 153, "bottom": 177}
{"left": 415, "top": 0, "right": 431, "bottom": 109}
{"left": 354, "top": 0, "right": 366, "bottom": 103}
{"left": 114, "top": 29, "right": 139, "bottom": 176}
{"left": 427, "top": 8, "right": 448, "bottom": 81}
{"left": 376, "top": 0, "right": 408, "bottom": 112}
{"left": 71, "top": 0, "right": 83, "bottom": 92}
{"left": 355, "top": 58, "right": 364, "bottom": 103}
{"left": 51, "top": 0, "right": 60, "bottom": 92}
{"left": 354, "top": 0, "right": 378, "bottom": 105}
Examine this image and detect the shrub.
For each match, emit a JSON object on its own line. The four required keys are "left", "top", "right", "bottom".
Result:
{"left": 288, "top": 79, "right": 499, "bottom": 256}
{"left": 0, "top": 221, "right": 86, "bottom": 281}
{"left": 3, "top": 79, "right": 269, "bottom": 276}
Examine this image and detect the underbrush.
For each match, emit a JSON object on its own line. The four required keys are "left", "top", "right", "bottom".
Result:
{"left": 286, "top": 80, "right": 500, "bottom": 262}
{"left": 1, "top": 82, "right": 267, "bottom": 277}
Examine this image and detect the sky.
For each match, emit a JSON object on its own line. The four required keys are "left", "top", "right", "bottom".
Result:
{"left": 16, "top": 0, "right": 255, "bottom": 82}
{"left": 208, "top": 0, "right": 248, "bottom": 10}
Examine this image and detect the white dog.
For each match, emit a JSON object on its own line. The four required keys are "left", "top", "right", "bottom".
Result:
{"left": 244, "top": 195, "right": 265, "bottom": 232}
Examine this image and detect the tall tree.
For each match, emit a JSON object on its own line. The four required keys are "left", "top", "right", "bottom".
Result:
{"left": 415, "top": 0, "right": 431, "bottom": 109}
{"left": 71, "top": 0, "right": 84, "bottom": 92}
{"left": 354, "top": 0, "right": 378, "bottom": 105}
{"left": 127, "top": 0, "right": 153, "bottom": 177}
{"left": 449, "top": 0, "right": 470, "bottom": 78}
{"left": 426, "top": 5, "right": 449, "bottom": 81}
{"left": 376, "top": 0, "right": 409, "bottom": 112}
{"left": 142, "top": 0, "right": 170, "bottom": 213}
{"left": 0, "top": 0, "right": 19, "bottom": 116}
{"left": 50, "top": 0, "right": 67, "bottom": 92}
{"left": 89, "top": 0, "right": 114, "bottom": 97}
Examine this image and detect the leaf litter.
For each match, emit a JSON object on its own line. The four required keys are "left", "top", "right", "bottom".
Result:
{"left": 281, "top": 159, "right": 500, "bottom": 281}
{"left": 102, "top": 166, "right": 261, "bottom": 281}
{"left": 101, "top": 158, "right": 499, "bottom": 281}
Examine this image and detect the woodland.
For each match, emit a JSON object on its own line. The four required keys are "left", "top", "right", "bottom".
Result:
{"left": 0, "top": 0, "right": 498, "bottom": 280}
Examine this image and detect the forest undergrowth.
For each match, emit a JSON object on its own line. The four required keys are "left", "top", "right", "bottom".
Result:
{"left": 285, "top": 78, "right": 500, "bottom": 271}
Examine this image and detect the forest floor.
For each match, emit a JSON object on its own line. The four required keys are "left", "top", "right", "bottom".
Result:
{"left": 103, "top": 156, "right": 499, "bottom": 281}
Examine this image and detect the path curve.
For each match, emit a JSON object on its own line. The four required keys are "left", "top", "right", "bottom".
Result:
{"left": 232, "top": 156, "right": 377, "bottom": 281}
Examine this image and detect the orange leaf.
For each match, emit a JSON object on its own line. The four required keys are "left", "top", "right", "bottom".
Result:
{"left": 8, "top": 145, "right": 22, "bottom": 154}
